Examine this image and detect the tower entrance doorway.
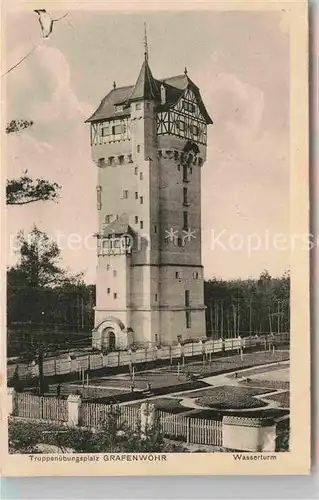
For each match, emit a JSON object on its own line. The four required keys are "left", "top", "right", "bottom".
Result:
{"left": 102, "top": 327, "right": 116, "bottom": 351}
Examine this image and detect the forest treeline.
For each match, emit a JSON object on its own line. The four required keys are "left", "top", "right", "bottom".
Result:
{"left": 204, "top": 270, "right": 290, "bottom": 339}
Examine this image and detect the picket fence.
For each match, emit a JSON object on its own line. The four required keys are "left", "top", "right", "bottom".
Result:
{"left": 14, "top": 392, "right": 68, "bottom": 422}
{"left": 12, "top": 392, "right": 222, "bottom": 447}
{"left": 79, "top": 403, "right": 140, "bottom": 430}
{"left": 7, "top": 333, "right": 289, "bottom": 381}
{"left": 158, "top": 411, "right": 222, "bottom": 446}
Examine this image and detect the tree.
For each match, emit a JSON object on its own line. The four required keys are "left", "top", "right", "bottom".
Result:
{"left": 7, "top": 172, "right": 60, "bottom": 205}
{"left": 6, "top": 120, "right": 61, "bottom": 205}
{"left": 6, "top": 120, "right": 34, "bottom": 134}
{"left": 7, "top": 227, "right": 85, "bottom": 385}
{"left": 11, "top": 226, "right": 83, "bottom": 289}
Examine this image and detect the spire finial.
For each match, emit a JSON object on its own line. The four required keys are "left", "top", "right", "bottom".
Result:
{"left": 144, "top": 22, "right": 148, "bottom": 62}
{"left": 184, "top": 66, "right": 188, "bottom": 75}
{"left": 113, "top": 81, "right": 116, "bottom": 89}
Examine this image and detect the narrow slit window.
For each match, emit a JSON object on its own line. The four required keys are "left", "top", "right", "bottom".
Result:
{"left": 186, "top": 311, "right": 191, "bottom": 328}
{"left": 183, "top": 211, "right": 188, "bottom": 230}
{"left": 183, "top": 187, "right": 188, "bottom": 205}
{"left": 183, "top": 165, "right": 188, "bottom": 182}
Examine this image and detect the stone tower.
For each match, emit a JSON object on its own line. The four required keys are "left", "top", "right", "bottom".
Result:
{"left": 86, "top": 47, "right": 212, "bottom": 351}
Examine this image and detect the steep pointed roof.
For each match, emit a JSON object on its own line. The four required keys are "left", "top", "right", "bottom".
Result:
{"left": 127, "top": 59, "right": 159, "bottom": 102}
{"left": 85, "top": 86, "right": 132, "bottom": 123}
{"left": 86, "top": 72, "right": 212, "bottom": 125}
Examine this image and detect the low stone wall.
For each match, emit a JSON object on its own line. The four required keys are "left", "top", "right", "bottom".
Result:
{"left": 223, "top": 416, "right": 276, "bottom": 452}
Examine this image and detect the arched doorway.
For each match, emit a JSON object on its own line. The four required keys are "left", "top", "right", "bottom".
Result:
{"left": 108, "top": 331, "right": 116, "bottom": 351}
{"left": 102, "top": 327, "right": 116, "bottom": 351}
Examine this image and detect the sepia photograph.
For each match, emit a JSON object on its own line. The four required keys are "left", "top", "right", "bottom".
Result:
{"left": 1, "top": 0, "right": 310, "bottom": 476}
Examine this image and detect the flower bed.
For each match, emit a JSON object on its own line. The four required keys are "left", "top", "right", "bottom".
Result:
{"left": 183, "top": 407, "right": 289, "bottom": 420}
{"left": 194, "top": 386, "right": 273, "bottom": 410}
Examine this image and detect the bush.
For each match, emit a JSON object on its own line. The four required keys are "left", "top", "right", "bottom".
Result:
{"left": 8, "top": 411, "right": 189, "bottom": 454}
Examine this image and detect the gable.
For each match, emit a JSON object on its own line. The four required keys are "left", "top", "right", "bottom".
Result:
{"left": 172, "top": 88, "right": 207, "bottom": 123}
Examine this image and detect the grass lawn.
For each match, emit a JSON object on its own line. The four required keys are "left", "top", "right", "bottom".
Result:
{"left": 87, "top": 372, "right": 189, "bottom": 390}
{"left": 227, "top": 362, "right": 288, "bottom": 379}
{"left": 193, "top": 386, "right": 274, "bottom": 409}
{"left": 239, "top": 379, "right": 289, "bottom": 391}
{"left": 159, "top": 350, "right": 290, "bottom": 378}
{"left": 264, "top": 391, "right": 290, "bottom": 408}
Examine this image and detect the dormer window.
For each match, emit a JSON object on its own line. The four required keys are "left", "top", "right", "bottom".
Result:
{"left": 115, "top": 105, "right": 124, "bottom": 112}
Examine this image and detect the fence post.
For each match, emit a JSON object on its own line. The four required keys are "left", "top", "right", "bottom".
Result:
{"left": 140, "top": 403, "right": 155, "bottom": 438}
{"left": 7, "top": 387, "right": 15, "bottom": 415}
{"left": 67, "top": 394, "right": 82, "bottom": 427}
{"left": 186, "top": 418, "right": 190, "bottom": 445}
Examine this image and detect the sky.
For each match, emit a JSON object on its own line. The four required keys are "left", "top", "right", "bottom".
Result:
{"left": 4, "top": 9, "right": 290, "bottom": 283}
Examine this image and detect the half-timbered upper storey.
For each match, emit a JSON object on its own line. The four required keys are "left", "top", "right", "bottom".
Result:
{"left": 86, "top": 59, "right": 213, "bottom": 146}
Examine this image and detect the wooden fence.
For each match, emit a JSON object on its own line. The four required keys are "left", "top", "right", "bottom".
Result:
{"left": 79, "top": 403, "right": 140, "bottom": 430}
{"left": 14, "top": 392, "right": 68, "bottom": 422}
{"left": 7, "top": 333, "right": 289, "bottom": 381}
{"left": 158, "top": 411, "right": 222, "bottom": 446}
{"left": 12, "top": 392, "right": 222, "bottom": 447}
